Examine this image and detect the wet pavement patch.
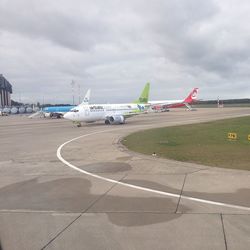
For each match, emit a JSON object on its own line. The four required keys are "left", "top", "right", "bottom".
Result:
{"left": 0, "top": 178, "right": 95, "bottom": 212}
{"left": 122, "top": 179, "right": 250, "bottom": 208}
{"left": 106, "top": 213, "right": 182, "bottom": 227}
{"left": 0, "top": 177, "right": 188, "bottom": 226}
{"left": 0, "top": 176, "right": 249, "bottom": 226}
{"left": 79, "top": 162, "right": 132, "bottom": 173}
{"left": 121, "top": 179, "right": 181, "bottom": 195}
{"left": 183, "top": 188, "right": 250, "bottom": 207}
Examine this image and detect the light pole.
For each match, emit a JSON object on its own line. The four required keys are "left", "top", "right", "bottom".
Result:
{"left": 71, "top": 80, "right": 75, "bottom": 105}
{"left": 78, "top": 83, "right": 81, "bottom": 104}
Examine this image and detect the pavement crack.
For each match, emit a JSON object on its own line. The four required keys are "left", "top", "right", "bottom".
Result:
{"left": 220, "top": 214, "right": 228, "bottom": 250}
{"left": 175, "top": 174, "right": 187, "bottom": 213}
{"left": 188, "top": 167, "right": 210, "bottom": 175}
{"left": 40, "top": 175, "right": 126, "bottom": 249}
{"left": 83, "top": 174, "right": 128, "bottom": 213}
{"left": 40, "top": 214, "right": 82, "bottom": 250}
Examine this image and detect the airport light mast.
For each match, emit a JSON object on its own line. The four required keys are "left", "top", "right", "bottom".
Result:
{"left": 71, "top": 80, "right": 75, "bottom": 105}
{"left": 78, "top": 83, "right": 81, "bottom": 105}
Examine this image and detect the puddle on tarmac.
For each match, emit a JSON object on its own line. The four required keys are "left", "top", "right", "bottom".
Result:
{"left": 121, "top": 179, "right": 180, "bottom": 195}
{"left": 79, "top": 162, "right": 132, "bottom": 173}
{"left": 0, "top": 177, "right": 186, "bottom": 226}
{"left": 0, "top": 177, "right": 249, "bottom": 226}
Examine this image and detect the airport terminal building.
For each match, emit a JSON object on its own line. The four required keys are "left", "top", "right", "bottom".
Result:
{"left": 0, "top": 74, "right": 12, "bottom": 107}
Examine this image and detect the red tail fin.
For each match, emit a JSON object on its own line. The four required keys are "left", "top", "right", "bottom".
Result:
{"left": 184, "top": 88, "right": 199, "bottom": 103}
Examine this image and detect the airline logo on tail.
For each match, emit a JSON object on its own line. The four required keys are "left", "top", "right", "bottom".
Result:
{"left": 79, "top": 89, "right": 91, "bottom": 106}
{"left": 191, "top": 88, "right": 198, "bottom": 99}
{"left": 184, "top": 88, "right": 199, "bottom": 103}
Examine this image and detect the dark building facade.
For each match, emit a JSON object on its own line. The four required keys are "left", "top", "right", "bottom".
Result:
{"left": 0, "top": 74, "right": 12, "bottom": 107}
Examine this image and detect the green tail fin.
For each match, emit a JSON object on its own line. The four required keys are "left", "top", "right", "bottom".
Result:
{"left": 133, "top": 82, "right": 150, "bottom": 104}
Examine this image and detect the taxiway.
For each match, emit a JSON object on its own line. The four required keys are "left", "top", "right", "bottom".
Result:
{"left": 0, "top": 108, "right": 250, "bottom": 250}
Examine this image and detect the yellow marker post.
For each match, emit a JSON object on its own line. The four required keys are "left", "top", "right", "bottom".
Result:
{"left": 228, "top": 132, "right": 237, "bottom": 140}
{"left": 248, "top": 135, "right": 250, "bottom": 141}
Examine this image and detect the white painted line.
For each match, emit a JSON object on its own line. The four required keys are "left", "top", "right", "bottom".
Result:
{"left": 57, "top": 129, "right": 250, "bottom": 212}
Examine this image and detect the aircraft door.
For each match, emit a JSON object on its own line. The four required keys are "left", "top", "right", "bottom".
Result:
{"left": 85, "top": 109, "right": 90, "bottom": 116}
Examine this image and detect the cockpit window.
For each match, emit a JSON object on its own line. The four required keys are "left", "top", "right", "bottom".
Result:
{"left": 70, "top": 109, "right": 79, "bottom": 112}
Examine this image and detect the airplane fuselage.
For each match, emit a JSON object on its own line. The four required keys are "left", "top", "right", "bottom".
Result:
{"left": 43, "top": 106, "right": 76, "bottom": 114}
{"left": 64, "top": 103, "right": 147, "bottom": 123}
{"left": 149, "top": 88, "right": 199, "bottom": 111}
{"left": 149, "top": 99, "right": 183, "bottom": 106}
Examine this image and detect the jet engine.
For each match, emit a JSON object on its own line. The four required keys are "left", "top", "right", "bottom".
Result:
{"left": 105, "top": 115, "right": 125, "bottom": 125}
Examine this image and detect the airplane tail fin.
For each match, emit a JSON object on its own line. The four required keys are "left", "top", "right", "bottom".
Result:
{"left": 184, "top": 88, "right": 199, "bottom": 104}
{"left": 79, "top": 89, "right": 91, "bottom": 106}
{"left": 133, "top": 82, "right": 150, "bottom": 104}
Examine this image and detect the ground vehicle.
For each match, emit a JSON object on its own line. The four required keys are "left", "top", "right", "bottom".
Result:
{"left": 0, "top": 111, "right": 8, "bottom": 116}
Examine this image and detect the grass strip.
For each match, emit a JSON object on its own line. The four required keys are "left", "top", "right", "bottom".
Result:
{"left": 122, "top": 116, "right": 250, "bottom": 170}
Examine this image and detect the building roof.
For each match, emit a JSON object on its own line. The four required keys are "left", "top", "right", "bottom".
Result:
{"left": 0, "top": 75, "right": 13, "bottom": 93}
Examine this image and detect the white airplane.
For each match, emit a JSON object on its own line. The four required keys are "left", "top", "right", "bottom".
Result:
{"left": 63, "top": 83, "right": 150, "bottom": 126}
{"left": 29, "top": 89, "right": 91, "bottom": 119}
{"left": 149, "top": 88, "right": 199, "bottom": 111}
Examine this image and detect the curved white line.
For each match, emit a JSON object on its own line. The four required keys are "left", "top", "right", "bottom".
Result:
{"left": 57, "top": 129, "right": 250, "bottom": 212}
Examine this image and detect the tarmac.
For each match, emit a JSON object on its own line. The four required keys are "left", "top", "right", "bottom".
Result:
{"left": 0, "top": 108, "right": 250, "bottom": 250}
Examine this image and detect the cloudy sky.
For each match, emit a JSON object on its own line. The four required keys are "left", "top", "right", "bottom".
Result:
{"left": 1, "top": 0, "right": 250, "bottom": 104}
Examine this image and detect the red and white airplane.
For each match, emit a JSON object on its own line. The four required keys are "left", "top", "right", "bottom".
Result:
{"left": 149, "top": 88, "right": 199, "bottom": 111}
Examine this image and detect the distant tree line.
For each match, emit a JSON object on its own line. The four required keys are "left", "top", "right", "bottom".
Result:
{"left": 194, "top": 99, "right": 250, "bottom": 105}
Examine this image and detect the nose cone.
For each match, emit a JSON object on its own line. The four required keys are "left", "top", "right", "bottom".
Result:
{"left": 63, "top": 112, "right": 72, "bottom": 120}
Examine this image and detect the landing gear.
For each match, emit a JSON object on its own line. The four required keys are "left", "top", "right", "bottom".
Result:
{"left": 105, "top": 119, "right": 110, "bottom": 125}
{"left": 73, "top": 121, "right": 82, "bottom": 127}
{"left": 50, "top": 113, "right": 63, "bottom": 118}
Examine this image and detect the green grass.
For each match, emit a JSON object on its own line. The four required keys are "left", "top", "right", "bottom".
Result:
{"left": 122, "top": 116, "right": 250, "bottom": 170}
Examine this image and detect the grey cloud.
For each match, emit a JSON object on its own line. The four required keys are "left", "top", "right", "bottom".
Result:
{"left": 0, "top": 3, "right": 107, "bottom": 51}
{"left": 1, "top": 0, "right": 250, "bottom": 103}
{"left": 161, "top": 2, "right": 250, "bottom": 80}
